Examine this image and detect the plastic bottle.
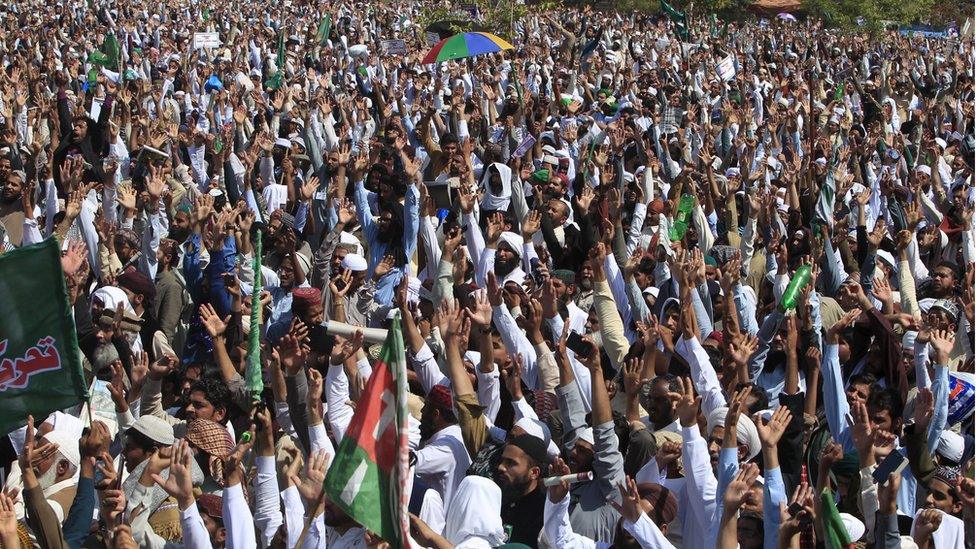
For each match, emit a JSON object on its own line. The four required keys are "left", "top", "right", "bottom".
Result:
{"left": 668, "top": 194, "right": 696, "bottom": 241}
{"left": 780, "top": 264, "right": 813, "bottom": 311}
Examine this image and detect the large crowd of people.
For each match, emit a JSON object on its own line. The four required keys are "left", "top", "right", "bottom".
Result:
{"left": 0, "top": 0, "right": 973, "bottom": 547}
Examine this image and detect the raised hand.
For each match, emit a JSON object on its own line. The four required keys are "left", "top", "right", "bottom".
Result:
{"left": 929, "top": 329, "right": 955, "bottom": 365}
{"left": 609, "top": 476, "right": 645, "bottom": 524}
{"left": 727, "top": 333, "right": 759, "bottom": 366}
{"left": 80, "top": 420, "right": 112, "bottom": 460}
{"left": 224, "top": 432, "right": 254, "bottom": 487}
{"left": 330, "top": 330, "right": 364, "bottom": 365}
{"left": 827, "top": 307, "right": 861, "bottom": 343}
{"left": 278, "top": 333, "right": 309, "bottom": 375}
{"left": 336, "top": 198, "right": 356, "bottom": 226}
{"left": 913, "top": 388, "right": 935, "bottom": 430}
{"left": 330, "top": 269, "right": 354, "bottom": 299}
{"left": 546, "top": 456, "right": 572, "bottom": 502}
{"left": 374, "top": 254, "right": 396, "bottom": 278}
{"left": 199, "top": 303, "right": 230, "bottom": 339}
{"left": 522, "top": 210, "right": 542, "bottom": 237}
{"left": 0, "top": 491, "right": 19, "bottom": 547}
{"left": 778, "top": 482, "right": 815, "bottom": 541}
{"left": 291, "top": 449, "right": 331, "bottom": 504}
{"left": 724, "top": 462, "right": 761, "bottom": 511}
{"left": 151, "top": 440, "right": 195, "bottom": 510}
{"left": 116, "top": 185, "right": 137, "bottom": 213}
{"left": 913, "top": 508, "right": 944, "bottom": 543}
{"left": 147, "top": 353, "right": 178, "bottom": 381}
{"left": 58, "top": 240, "right": 87, "bottom": 277}
{"left": 622, "top": 357, "right": 643, "bottom": 401}
{"left": 465, "top": 290, "right": 493, "bottom": 328}
{"left": 756, "top": 405, "right": 792, "bottom": 449}
{"left": 672, "top": 377, "right": 701, "bottom": 428}
{"left": 502, "top": 354, "right": 524, "bottom": 400}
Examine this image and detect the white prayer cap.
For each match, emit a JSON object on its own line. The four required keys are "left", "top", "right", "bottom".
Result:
{"left": 340, "top": 253, "right": 368, "bottom": 272}
{"left": 916, "top": 165, "right": 932, "bottom": 176}
{"left": 876, "top": 249, "right": 896, "bottom": 269}
{"left": 839, "top": 513, "right": 866, "bottom": 542}
{"left": 293, "top": 252, "right": 311, "bottom": 277}
{"left": 41, "top": 429, "right": 81, "bottom": 468}
{"left": 339, "top": 231, "right": 363, "bottom": 255}
{"left": 578, "top": 427, "right": 595, "bottom": 446}
{"left": 937, "top": 431, "right": 965, "bottom": 463}
{"left": 934, "top": 137, "right": 947, "bottom": 150}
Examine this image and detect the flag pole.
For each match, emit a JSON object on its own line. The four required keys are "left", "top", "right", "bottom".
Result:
{"left": 294, "top": 491, "right": 326, "bottom": 548}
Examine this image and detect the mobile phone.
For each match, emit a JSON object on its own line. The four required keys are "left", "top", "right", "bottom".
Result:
{"left": 566, "top": 332, "right": 593, "bottom": 358}
{"left": 872, "top": 451, "right": 907, "bottom": 485}
{"left": 307, "top": 323, "right": 334, "bottom": 355}
{"left": 222, "top": 273, "right": 236, "bottom": 286}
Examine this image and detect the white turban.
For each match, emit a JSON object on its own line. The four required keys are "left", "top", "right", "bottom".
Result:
{"left": 497, "top": 232, "right": 524, "bottom": 258}
{"left": 706, "top": 407, "right": 762, "bottom": 461}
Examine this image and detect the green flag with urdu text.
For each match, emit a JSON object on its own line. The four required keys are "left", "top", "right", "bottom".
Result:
{"left": 0, "top": 239, "right": 88, "bottom": 436}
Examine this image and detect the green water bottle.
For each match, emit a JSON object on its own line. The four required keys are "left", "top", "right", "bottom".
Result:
{"left": 668, "top": 194, "right": 695, "bottom": 241}
{"left": 780, "top": 264, "right": 812, "bottom": 311}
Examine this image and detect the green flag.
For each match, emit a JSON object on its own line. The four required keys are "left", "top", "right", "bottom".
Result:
{"left": 660, "top": 0, "right": 690, "bottom": 41}
{"left": 0, "top": 239, "right": 88, "bottom": 436}
{"left": 814, "top": 169, "right": 836, "bottom": 228}
{"left": 821, "top": 488, "right": 854, "bottom": 549}
{"left": 316, "top": 14, "right": 332, "bottom": 45}
{"left": 245, "top": 230, "right": 263, "bottom": 399}
{"left": 89, "top": 33, "right": 121, "bottom": 69}
{"left": 323, "top": 316, "right": 410, "bottom": 545}
{"left": 264, "top": 32, "right": 285, "bottom": 90}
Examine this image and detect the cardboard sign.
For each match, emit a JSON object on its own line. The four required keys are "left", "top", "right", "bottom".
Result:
{"left": 381, "top": 39, "right": 408, "bottom": 57}
{"left": 715, "top": 55, "right": 736, "bottom": 82}
{"left": 193, "top": 32, "right": 221, "bottom": 49}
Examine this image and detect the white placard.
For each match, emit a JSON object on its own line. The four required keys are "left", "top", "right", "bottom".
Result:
{"left": 193, "top": 32, "right": 221, "bottom": 49}
{"left": 716, "top": 55, "right": 736, "bottom": 82}
{"left": 381, "top": 39, "right": 408, "bottom": 56}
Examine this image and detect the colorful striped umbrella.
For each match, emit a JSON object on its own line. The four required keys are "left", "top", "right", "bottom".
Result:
{"left": 422, "top": 32, "right": 514, "bottom": 64}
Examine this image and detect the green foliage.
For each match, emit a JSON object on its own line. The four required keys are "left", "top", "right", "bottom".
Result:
{"left": 803, "top": 0, "right": 938, "bottom": 28}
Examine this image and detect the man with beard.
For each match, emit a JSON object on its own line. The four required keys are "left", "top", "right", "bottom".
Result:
{"left": 329, "top": 253, "right": 381, "bottom": 328}
{"left": 153, "top": 237, "right": 188, "bottom": 347}
{"left": 353, "top": 171, "right": 419, "bottom": 306}
{"left": 554, "top": 323, "right": 626, "bottom": 542}
{"left": 0, "top": 169, "right": 26, "bottom": 246}
{"left": 543, "top": 270, "right": 588, "bottom": 335}
{"left": 495, "top": 434, "right": 549, "bottom": 547}
{"left": 52, "top": 87, "right": 111, "bottom": 193}
{"left": 478, "top": 223, "right": 527, "bottom": 287}
{"left": 575, "top": 262, "right": 596, "bottom": 311}
{"left": 18, "top": 417, "right": 82, "bottom": 524}
{"left": 412, "top": 383, "right": 471, "bottom": 531}
{"left": 118, "top": 270, "right": 161, "bottom": 354}
{"left": 639, "top": 375, "right": 683, "bottom": 434}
